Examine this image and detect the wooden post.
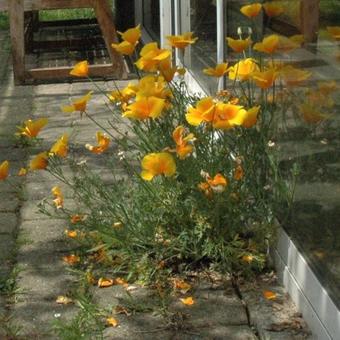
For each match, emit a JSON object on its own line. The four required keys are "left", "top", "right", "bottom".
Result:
{"left": 93, "top": 0, "right": 126, "bottom": 78}
{"left": 9, "top": 0, "right": 25, "bottom": 85}
{"left": 300, "top": 0, "right": 320, "bottom": 43}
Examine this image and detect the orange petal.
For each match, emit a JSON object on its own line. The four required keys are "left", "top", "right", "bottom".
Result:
{"left": 56, "top": 295, "right": 73, "bottom": 305}
{"left": 98, "top": 277, "right": 114, "bottom": 288}
{"left": 263, "top": 290, "right": 277, "bottom": 300}
{"left": 106, "top": 317, "right": 119, "bottom": 327}
{"left": 180, "top": 296, "right": 195, "bottom": 305}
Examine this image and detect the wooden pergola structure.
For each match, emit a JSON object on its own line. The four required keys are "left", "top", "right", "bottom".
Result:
{"left": 0, "top": 0, "right": 126, "bottom": 84}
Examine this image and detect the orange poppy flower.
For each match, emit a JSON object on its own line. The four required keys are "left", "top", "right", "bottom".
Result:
{"left": 253, "top": 35, "right": 280, "bottom": 54}
{"left": 280, "top": 66, "right": 311, "bottom": 87}
{"left": 63, "top": 254, "right": 80, "bottom": 265}
{"left": 226, "top": 37, "right": 252, "bottom": 53}
{"left": 234, "top": 165, "right": 244, "bottom": 180}
{"left": 240, "top": 3, "right": 262, "bottom": 18}
{"left": 135, "top": 42, "right": 171, "bottom": 72}
{"left": 18, "top": 168, "right": 27, "bottom": 177}
{"left": 186, "top": 97, "right": 216, "bottom": 126}
{"left": 30, "top": 152, "right": 48, "bottom": 170}
{"left": 112, "top": 40, "right": 136, "bottom": 55}
{"left": 123, "top": 96, "right": 166, "bottom": 120}
{"left": 62, "top": 91, "right": 93, "bottom": 114}
{"left": 17, "top": 118, "right": 48, "bottom": 138}
{"left": 252, "top": 68, "right": 277, "bottom": 89}
{"left": 0, "top": 160, "right": 9, "bottom": 180}
{"left": 70, "top": 60, "right": 89, "bottom": 77}
{"left": 50, "top": 134, "right": 68, "bottom": 158}
{"left": 263, "top": 2, "right": 284, "bottom": 17}
{"left": 213, "top": 102, "right": 247, "bottom": 129}
{"left": 172, "top": 125, "right": 196, "bottom": 159}
{"left": 52, "top": 186, "right": 64, "bottom": 209}
{"left": 228, "top": 58, "right": 259, "bottom": 81}
{"left": 242, "top": 106, "right": 261, "bottom": 128}
{"left": 141, "top": 152, "right": 176, "bottom": 181}
{"left": 166, "top": 32, "right": 198, "bottom": 49}
{"left": 180, "top": 297, "right": 195, "bottom": 305}
{"left": 117, "top": 24, "right": 141, "bottom": 45}
{"left": 203, "top": 63, "right": 229, "bottom": 77}
{"left": 85, "top": 132, "right": 110, "bottom": 154}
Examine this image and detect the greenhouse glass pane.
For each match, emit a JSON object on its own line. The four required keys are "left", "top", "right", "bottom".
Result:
{"left": 225, "top": 0, "right": 340, "bottom": 309}
{"left": 180, "top": 0, "right": 218, "bottom": 93}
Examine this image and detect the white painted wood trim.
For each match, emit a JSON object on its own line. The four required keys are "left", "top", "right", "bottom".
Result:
{"left": 275, "top": 227, "right": 340, "bottom": 340}
{"left": 159, "top": 0, "right": 172, "bottom": 48}
{"left": 216, "top": 0, "right": 226, "bottom": 91}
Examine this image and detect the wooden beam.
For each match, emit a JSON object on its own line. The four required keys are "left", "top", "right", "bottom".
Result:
{"left": 9, "top": 0, "right": 25, "bottom": 85}
{"left": 93, "top": 0, "right": 126, "bottom": 79}
{"left": 300, "top": 0, "right": 320, "bottom": 43}
{"left": 27, "top": 64, "right": 123, "bottom": 80}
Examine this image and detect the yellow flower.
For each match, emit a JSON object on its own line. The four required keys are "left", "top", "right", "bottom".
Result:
{"left": 123, "top": 96, "right": 165, "bottom": 120}
{"left": 228, "top": 58, "right": 259, "bottom": 81}
{"left": 172, "top": 126, "right": 196, "bottom": 159}
{"left": 199, "top": 173, "right": 228, "bottom": 196}
{"left": 263, "top": 290, "right": 277, "bottom": 300}
{"left": 71, "top": 214, "right": 84, "bottom": 224}
{"left": 158, "top": 57, "right": 178, "bottom": 82}
{"left": 166, "top": 32, "right": 198, "bottom": 49}
{"left": 186, "top": 97, "right": 216, "bottom": 126}
{"left": 213, "top": 102, "right": 246, "bottom": 129}
{"left": 17, "top": 118, "right": 48, "bottom": 138}
{"left": 18, "top": 168, "right": 27, "bottom": 176}
{"left": 276, "top": 35, "right": 302, "bottom": 53}
{"left": 109, "top": 83, "right": 137, "bottom": 103}
{"left": 242, "top": 106, "right": 261, "bottom": 128}
{"left": 112, "top": 40, "right": 136, "bottom": 55}
{"left": 141, "top": 152, "right": 176, "bottom": 181}
{"left": 62, "top": 91, "right": 93, "bottom": 114}
{"left": 135, "top": 42, "right": 171, "bottom": 72}
{"left": 85, "top": 132, "right": 110, "bottom": 154}
{"left": 242, "top": 255, "right": 253, "bottom": 263}
{"left": 234, "top": 165, "right": 244, "bottom": 180}
{"left": 180, "top": 297, "right": 195, "bottom": 306}
{"left": 327, "top": 26, "right": 340, "bottom": 40}
{"left": 253, "top": 35, "right": 280, "bottom": 54}
{"left": 207, "top": 173, "right": 228, "bottom": 192}
{"left": 252, "top": 68, "right": 277, "bottom": 89}
{"left": 106, "top": 317, "right": 119, "bottom": 328}
{"left": 280, "top": 66, "right": 311, "bottom": 87}
{"left": 50, "top": 134, "right": 68, "bottom": 158}
{"left": 136, "top": 75, "right": 171, "bottom": 101}
{"left": 263, "top": 2, "right": 284, "bottom": 17}
{"left": 52, "top": 186, "right": 64, "bottom": 209}
{"left": 299, "top": 104, "right": 330, "bottom": 124}
{"left": 0, "top": 161, "right": 9, "bottom": 181}
{"left": 226, "top": 37, "right": 252, "bottom": 53}
{"left": 117, "top": 24, "right": 141, "bottom": 45}
{"left": 240, "top": 3, "right": 262, "bottom": 18}
{"left": 65, "top": 229, "right": 77, "bottom": 238}
{"left": 203, "top": 63, "right": 229, "bottom": 77}
{"left": 30, "top": 152, "right": 48, "bottom": 170}
{"left": 63, "top": 254, "right": 80, "bottom": 265}
{"left": 97, "top": 277, "right": 114, "bottom": 287}
{"left": 70, "top": 60, "right": 89, "bottom": 77}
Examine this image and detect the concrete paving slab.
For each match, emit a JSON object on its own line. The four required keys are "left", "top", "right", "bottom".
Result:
{"left": 0, "top": 213, "right": 17, "bottom": 234}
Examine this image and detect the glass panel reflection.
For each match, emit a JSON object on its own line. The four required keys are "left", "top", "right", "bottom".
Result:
{"left": 180, "top": 0, "right": 218, "bottom": 93}
{"left": 143, "top": 0, "right": 160, "bottom": 41}
{"left": 226, "top": 0, "right": 340, "bottom": 308}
